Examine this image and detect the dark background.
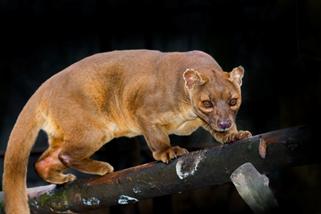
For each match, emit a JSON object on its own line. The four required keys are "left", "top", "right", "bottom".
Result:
{"left": 0, "top": 0, "right": 321, "bottom": 213}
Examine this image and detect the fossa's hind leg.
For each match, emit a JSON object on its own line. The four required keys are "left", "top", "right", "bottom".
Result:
{"left": 59, "top": 156, "right": 114, "bottom": 175}
{"left": 58, "top": 121, "right": 114, "bottom": 176}
{"left": 46, "top": 103, "right": 115, "bottom": 178}
{"left": 35, "top": 141, "right": 76, "bottom": 184}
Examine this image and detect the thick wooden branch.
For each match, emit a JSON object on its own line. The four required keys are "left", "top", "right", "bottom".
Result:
{"left": 5, "top": 126, "right": 318, "bottom": 213}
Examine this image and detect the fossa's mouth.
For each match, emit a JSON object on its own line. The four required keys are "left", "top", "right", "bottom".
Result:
{"left": 203, "top": 121, "right": 232, "bottom": 133}
{"left": 201, "top": 122, "right": 226, "bottom": 135}
{"left": 214, "top": 127, "right": 231, "bottom": 133}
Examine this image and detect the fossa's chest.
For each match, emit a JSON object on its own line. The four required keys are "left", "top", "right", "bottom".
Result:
{"left": 162, "top": 109, "right": 204, "bottom": 136}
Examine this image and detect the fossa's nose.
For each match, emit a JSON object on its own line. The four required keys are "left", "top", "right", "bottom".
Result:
{"left": 217, "top": 119, "right": 232, "bottom": 130}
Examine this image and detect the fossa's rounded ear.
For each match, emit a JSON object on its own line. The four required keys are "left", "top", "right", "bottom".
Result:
{"left": 229, "top": 66, "right": 244, "bottom": 86}
{"left": 183, "top": 68, "right": 206, "bottom": 90}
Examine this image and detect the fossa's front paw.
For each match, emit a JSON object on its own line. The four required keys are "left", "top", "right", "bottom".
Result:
{"left": 236, "top": 130, "right": 252, "bottom": 140}
{"left": 227, "top": 130, "right": 252, "bottom": 143}
{"left": 153, "top": 146, "right": 189, "bottom": 164}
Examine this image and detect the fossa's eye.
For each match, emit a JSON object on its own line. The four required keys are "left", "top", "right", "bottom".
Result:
{"left": 202, "top": 100, "right": 213, "bottom": 108}
{"left": 229, "top": 98, "right": 237, "bottom": 106}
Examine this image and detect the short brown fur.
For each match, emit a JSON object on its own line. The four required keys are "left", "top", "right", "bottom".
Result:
{"left": 3, "top": 50, "right": 251, "bottom": 213}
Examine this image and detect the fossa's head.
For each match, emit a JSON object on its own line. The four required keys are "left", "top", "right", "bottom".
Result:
{"left": 183, "top": 66, "right": 244, "bottom": 133}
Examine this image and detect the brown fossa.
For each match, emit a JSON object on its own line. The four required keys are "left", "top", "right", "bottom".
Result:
{"left": 3, "top": 50, "right": 251, "bottom": 213}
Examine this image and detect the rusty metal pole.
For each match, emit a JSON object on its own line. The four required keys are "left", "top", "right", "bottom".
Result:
{"left": 24, "top": 126, "right": 316, "bottom": 213}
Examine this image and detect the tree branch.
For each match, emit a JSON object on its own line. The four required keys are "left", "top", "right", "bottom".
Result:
{"left": 2, "top": 126, "right": 318, "bottom": 213}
